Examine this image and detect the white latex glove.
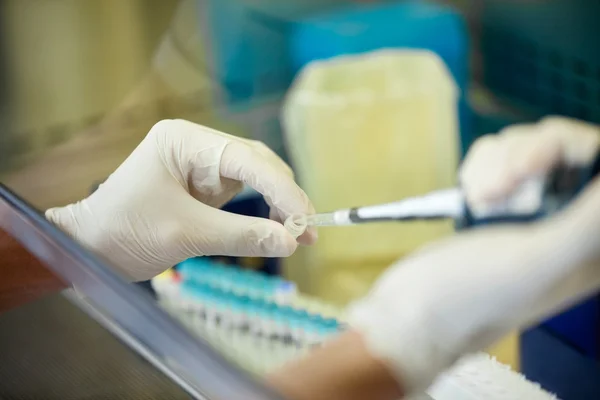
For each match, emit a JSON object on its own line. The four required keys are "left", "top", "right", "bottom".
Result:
{"left": 347, "top": 116, "right": 600, "bottom": 395}
{"left": 461, "top": 116, "right": 600, "bottom": 208}
{"left": 46, "top": 119, "right": 316, "bottom": 281}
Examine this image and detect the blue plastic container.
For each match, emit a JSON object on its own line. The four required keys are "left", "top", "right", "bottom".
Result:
{"left": 200, "top": 0, "right": 347, "bottom": 107}
{"left": 289, "top": 0, "right": 471, "bottom": 155}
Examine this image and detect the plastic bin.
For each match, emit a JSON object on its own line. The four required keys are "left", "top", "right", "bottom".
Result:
{"left": 289, "top": 0, "right": 471, "bottom": 154}
{"left": 283, "top": 49, "right": 459, "bottom": 303}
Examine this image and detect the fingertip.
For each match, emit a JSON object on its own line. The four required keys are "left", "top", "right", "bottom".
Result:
{"left": 258, "top": 219, "right": 299, "bottom": 257}
{"left": 276, "top": 222, "right": 300, "bottom": 257}
{"left": 45, "top": 205, "right": 71, "bottom": 229}
{"left": 45, "top": 207, "right": 58, "bottom": 221}
{"left": 297, "top": 227, "right": 318, "bottom": 246}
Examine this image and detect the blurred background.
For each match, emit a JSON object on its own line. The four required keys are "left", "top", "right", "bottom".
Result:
{"left": 1, "top": 1, "right": 599, "bottom": 399}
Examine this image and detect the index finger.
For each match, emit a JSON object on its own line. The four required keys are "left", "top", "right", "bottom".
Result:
{"left": 220, "top": 141, "right": 317, "bottom": 245}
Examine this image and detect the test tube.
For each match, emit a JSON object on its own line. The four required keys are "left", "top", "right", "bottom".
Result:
{"left": 292, "top": 316, "right": 307, "bottom": 354}
{"left": 305, "top": 320, "right": 322, "bottom": 348}
{"left": 321, "top": 318, "right": 341, "bottom": 342}
{"left": 249, "top": 299, "right": 265, "bottom": 339}
{"left": 229, "top": 297, "right": 244, "bottom": 330}
{"left": 277, "top": 306, "right": 295, "bottom": 346}
{"left": 180, "top": 281, "right": 210, "bottom": 321}
{"left": 203, "top": 287, "right": 219, "bottom": 330}
{"left": 266, "top": 303, "right": 282, "bottom": 341}
{"left": 284, "top": 213, "right": 308, "bottom": 238}
{"left": 273, "top": 280, "right": 297, "bottom": 304}
{"left": 220, "top": 292, "right": 236, "bottom": 330}
{"left": 238, "top": 295, "right": 254, "bottom": 333}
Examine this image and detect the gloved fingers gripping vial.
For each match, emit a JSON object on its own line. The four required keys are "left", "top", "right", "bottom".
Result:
{"left": 284, "top": 214, "right": 309, "bottom": 239}
{"left": 298, "top": 151, "right": 600, "bottom": 230}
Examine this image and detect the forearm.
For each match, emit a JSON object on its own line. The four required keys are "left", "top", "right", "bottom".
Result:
{"left": 268, "top": 330, "right": 404, "bottom": 400}
{"left": 517, "top": 182, "right": 600, "bottom": 329}
{"left": 0, "top": 228, "right": 66, "bottom": 313}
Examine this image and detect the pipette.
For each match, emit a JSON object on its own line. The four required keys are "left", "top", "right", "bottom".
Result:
{"left": 304, "top": 153, "right": 600, "bottom": 229}
{"left": 305, "top": 188, "right": 464, "bottom": 226}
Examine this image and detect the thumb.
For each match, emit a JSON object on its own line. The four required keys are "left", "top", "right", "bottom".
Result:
{"left": 184, "top": 203, "right": 298, "bottom": 258}
{"left": 45, "top": 203, "right": 82, "bottom": 238}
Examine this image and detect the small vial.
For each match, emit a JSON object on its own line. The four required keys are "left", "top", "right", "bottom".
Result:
{"left": 273, "top": 308, "right": 290, "bottom": 341}
{"left": 324, "top": 318, "right": 340, "bottom": 330}
{"left": 279, "top": 305, "right": 296, "bottom": 316}
{"left": 229, "top": 298, "right": 244, "bottom": 329}
{"left": 178, "top": 258, "right": 212, "bottom": 282}
{"left": 255, "top": 304, "right": 269, "bottom": 337}
{"left": 219, "top": 295, "right": 235, "bottom": 330}
{"left": 284, "top": 213, "right": 308, "bottom": 238}
{"left": 249, "top": 301, "right": 265, "bottom": 338}
{"left": 257, "top": 280, "right": 273, "bottom": 299}
{"left": 289, "top": 316, "right": 305, "bottom": 347}
{"left": 321, "top": 319, "right": 342, "bottom": 342}
{"left": 235, "top": 304, "right": 250, "bottom": 333}
{"left": 266, "top": 303, "right": 283, "bottom": 341}
{"left": 205, "top": 290, "right": 221, "bottom": 330}
{"left": 226, "top": 274, "right": 242, "bottom": 297}
{"left": 152, "top": 274, "right": 181, "bottom": 306}
{"left": 274, "top": 280, "right": 297, "bottom": 304}
{"left": 296, "top": 310, "right": 311, "bottom": 320}
{"left": 305, "top": 322, "right": 321, "bottom": 347}
{"left": 262, "top": 303, "right": 280, "bottom": 340}
{"left": 237, "top": 275, "right": 257, "bottom": 299}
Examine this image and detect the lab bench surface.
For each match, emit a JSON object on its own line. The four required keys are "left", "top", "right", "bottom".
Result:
{"left": 0, "top": 293, "right": 190, "bottom": 400}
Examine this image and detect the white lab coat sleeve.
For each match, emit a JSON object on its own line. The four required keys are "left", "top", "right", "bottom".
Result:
{"left": 346, "top": 188, "right": 600, "bottom": 395}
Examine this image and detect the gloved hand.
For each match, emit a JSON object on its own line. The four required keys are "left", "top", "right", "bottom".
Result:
{"left": 460, "top": 116, "right": 600, "bottom": 209}
{"left": 46, "top": 119, "right": 316, "bottom": 281}
{"left": 347, "top": 117, "right": 600, "bottom": 395}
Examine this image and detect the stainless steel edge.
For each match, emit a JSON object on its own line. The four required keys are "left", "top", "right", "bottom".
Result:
{"left": 0, "top": 183, "right": 285, "bottom": 400}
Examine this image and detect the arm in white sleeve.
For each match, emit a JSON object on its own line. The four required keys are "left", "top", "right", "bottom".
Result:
{"left": 348, "top": 117, "right": 600, "bottom": 395}
{"left": 348, "top": 183, "right": 600, "bottom": 394}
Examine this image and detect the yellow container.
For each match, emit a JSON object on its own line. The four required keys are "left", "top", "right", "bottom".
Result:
{"left": 282, "top": 50, "right": 460, "bottom": 304}
{"left": 488, "top": 332, "right": 520, "bottom": 371}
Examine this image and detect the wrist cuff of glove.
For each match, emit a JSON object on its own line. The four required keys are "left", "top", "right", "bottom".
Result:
{"left": 347, "top": 298, "right": 461, "bottom": 395}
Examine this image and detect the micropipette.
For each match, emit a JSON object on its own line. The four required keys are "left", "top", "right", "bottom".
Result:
{"left": 306, "top": 152, "right": 600, "bottom": 228}
{"left": 306, "top": 188, "right": 464, "bottom": 226}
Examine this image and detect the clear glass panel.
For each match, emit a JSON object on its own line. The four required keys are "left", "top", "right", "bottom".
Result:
{"left": 0, "top": 1, "right": 567, "bottom": 399}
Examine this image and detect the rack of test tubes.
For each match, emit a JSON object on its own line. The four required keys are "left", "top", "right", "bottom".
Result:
{"left": 152, "top": 258, "right": 559, "bottom": 399}
{"left": 151, "top": 257, "right": 344, "bottom": 375}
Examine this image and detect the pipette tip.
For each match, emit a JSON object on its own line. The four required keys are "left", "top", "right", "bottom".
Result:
{"left": 305, "top": 213, "right": 339, "bottom": 227}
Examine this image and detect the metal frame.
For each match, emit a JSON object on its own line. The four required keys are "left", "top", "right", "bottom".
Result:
{"left": 0, "top": 183, "right": 284, "bottom": 400}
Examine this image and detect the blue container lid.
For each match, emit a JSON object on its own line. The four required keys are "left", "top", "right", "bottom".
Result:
{"left": 290, "top": 1, "right": 468, "bottom": 88}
